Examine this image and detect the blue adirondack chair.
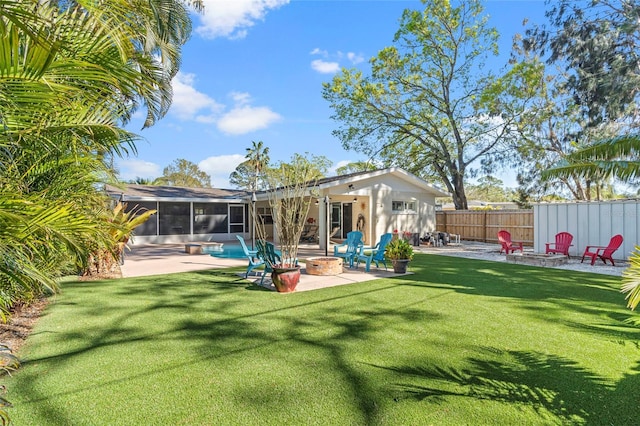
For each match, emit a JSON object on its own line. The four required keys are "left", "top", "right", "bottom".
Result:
{"left": 333, "top": 231, "right": 363, "bottom": 267}
{"left": 355, "top": 233, "right": 393, "bottom": 272}
{"left": 235, "top": 235, "right": 264, "bottom": 277}
{"left": 255, "top": 240, "right": 282, "bottom": 285}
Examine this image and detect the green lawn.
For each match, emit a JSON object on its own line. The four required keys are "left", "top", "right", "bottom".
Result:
{"left": 5, "top": 254, "right": 640, "bottom": 425}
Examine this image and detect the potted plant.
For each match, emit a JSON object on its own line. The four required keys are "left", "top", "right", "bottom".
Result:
{"left": 385, "top": 238, "right": 414, "bottom": 273}
{"left": 254, "top": 154, "right": 321, "bottom": 292}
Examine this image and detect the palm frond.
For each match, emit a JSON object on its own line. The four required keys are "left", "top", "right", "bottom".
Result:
{"left": 622, "top": 246, "right": 640, "bottom": 310}
{"left": 542, "top": 159, "right": 640, "bottom": 181}
{"left": 567, "top": 135, "right": 640, "bottom": 161}
{"left": 542, "top": 134, "right": 640, "bottom": 182}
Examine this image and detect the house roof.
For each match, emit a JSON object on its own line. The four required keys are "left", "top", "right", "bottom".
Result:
{"left": 317, "top": 167, "right": 451, "bottom": 197}
{"left": 106, "top": 167, "right": 450, "bottom": 202}
{"left": 105, "top": 184, "right": 248, "bottom": 202}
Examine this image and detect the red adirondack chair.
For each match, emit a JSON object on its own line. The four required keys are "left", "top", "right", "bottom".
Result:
{"left": 581, "top": 234, "right": 624, "bottom": 266}
{"left": 545, "top": 232, "right": 573, "bottom": 257}
{"left": 498, "top": 230, "right": 523, "bottom": 254}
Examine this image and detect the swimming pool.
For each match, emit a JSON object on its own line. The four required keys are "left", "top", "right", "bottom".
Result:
{"left": 205, "top": 244, "right": 247, "bottom": 259}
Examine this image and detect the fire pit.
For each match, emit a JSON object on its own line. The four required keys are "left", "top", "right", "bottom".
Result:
{"left": 306, "top": 257, "right": 344, "bottom": 276}
{"left": 506, "top": 253, "right": 568, "bottom": 267}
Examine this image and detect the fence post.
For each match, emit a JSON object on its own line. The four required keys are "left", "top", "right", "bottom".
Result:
{"left": 443, "top": 211, "right": 447, "bottom": 233}
{"left": 482, "top": 211, "right": 487, "bottom": 243}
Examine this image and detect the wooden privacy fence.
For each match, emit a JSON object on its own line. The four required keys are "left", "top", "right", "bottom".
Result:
{"left": 436, "top": 210, "right": 534, "bottom": 246}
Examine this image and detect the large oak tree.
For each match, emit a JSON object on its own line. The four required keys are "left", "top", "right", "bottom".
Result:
{"left": 323, "top": 0, "right": 536, "bottom": 209}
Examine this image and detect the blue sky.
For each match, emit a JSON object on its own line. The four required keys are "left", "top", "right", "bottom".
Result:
{"left": 118, "top": 0, "right": 547, "bottom": 188}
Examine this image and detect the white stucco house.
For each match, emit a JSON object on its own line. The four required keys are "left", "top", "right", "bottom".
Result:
{"left": 106, "top": 167, "right": 450, "bottom": 249}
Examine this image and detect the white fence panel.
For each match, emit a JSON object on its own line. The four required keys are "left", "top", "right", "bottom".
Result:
{"left": 534, "top": 200, "right": 640, "bottom": 260}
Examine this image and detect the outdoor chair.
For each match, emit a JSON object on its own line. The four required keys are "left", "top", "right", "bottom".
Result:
{"left": 235, "top": 235, "right": 264, "bottom": 278}
{"left": 329, "top": 226, "right": 341, "bottom": 243}
{"left": 581, "top": 234, "right": 623, "bottom": 266}
{"left": 497, "top": 230, "right": 523, "bottom": 254}
{"left": 255, "top": 240, "right": 282, "bottom": 285}
{"left": 333, "top": 231, "right": 363, "bottom": 267}
{"left": 299, "top": 225, "right": 319, "bottom": 243}
{"left": 355, "top": 233, "right": 392, "bottom": 272}
{"left": 545, "top": 232, "right": 574, "bottom": 257}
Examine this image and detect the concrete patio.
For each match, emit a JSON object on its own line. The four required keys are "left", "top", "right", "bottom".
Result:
{"left": 120, "top": 243, "right": 414, "bottom": 292}
{"left": 120, "top": 240, "right": 626, "bottom": 294}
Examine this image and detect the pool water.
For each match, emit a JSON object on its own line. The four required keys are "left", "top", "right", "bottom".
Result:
{"left": 205, "top": 244, "right": 247, "bottom": 259}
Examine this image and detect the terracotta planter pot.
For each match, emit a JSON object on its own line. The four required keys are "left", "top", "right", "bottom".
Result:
{"left": 271, "top": 265, "right": 301, "bottom": 292}
{"left": 391, "top": 259, "right": 410, "bottom": 274}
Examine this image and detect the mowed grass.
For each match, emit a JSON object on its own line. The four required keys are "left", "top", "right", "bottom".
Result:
{"left": 5, "top": 254, "right": 640, "bottom": 425}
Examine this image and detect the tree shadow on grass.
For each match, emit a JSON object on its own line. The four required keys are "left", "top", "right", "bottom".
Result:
{"left": 410, "top": 254, "right": 621, "bottom": 302}
{"left": 198, "top": 302, "right": 444, "bottom": 425}
{"left": 373, "top": 348, "right": 640, "bottom": 425}
{"left": 409, "top": 253, "right": 631, "bottom": 313}
{"left": 17, "top": 279, "right": 445, "bottom": 425}
{"left": 14, "top": 263, "right": 639, "bottom": 425}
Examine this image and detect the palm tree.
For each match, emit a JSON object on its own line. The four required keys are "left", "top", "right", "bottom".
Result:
{"left": 245, "top": 140, "right": 271, "bottom": 191}
{"left": 0, "top": 0, "right": 199, "bottom": 315}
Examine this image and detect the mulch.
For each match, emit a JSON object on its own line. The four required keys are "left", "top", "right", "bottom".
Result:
{"left": 0, "top": 298, "right": 48, "bottom": 354}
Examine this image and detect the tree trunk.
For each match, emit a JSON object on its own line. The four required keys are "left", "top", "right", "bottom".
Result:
{"left": 452, "top": 175, "right": 468, "bottom": 210}
{"left": 82, "top": 249, "right": 122, "bottom": 279}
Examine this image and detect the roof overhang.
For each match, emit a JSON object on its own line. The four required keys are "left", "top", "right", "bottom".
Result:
{"left": 317, "top": 167, "right": 450, "bottom": 197}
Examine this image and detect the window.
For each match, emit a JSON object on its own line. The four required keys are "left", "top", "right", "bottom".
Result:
{"left": 193, "top": 203, "right": 228, "bottom": 234}
{"left": 159, "top": 202, "right": 190, "bottom": 235}
{"left": 392, "top": 201, "right": 404, "bottom": 212}
{"left": 257, "top": 206, "right": 273, "bottom": 224}
{"left": 392, "top": 200, "right": 417, "bottom": 213}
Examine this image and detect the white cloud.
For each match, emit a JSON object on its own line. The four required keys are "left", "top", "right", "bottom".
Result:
{"left": 217, "top": 105, "right": 281, "bottom": 134}
{"left": 196, "top": 0, "right": 290, "bottom": 39}
{"left": 310, "top": 49, "right": 365, "bottom": 74}
{"left": 331, "top": 160, "right": 353, "bottom": 174}
{"left": 171, "top": 73, "right": 280, "bottom": 133}
{"left": 118, "top": 159, "right": 161, "bottom": 181}
{"left": 347, "top": 52, "right": 365, "bottom": 64}
{"left": 199, "top": 154, "right": 246, "bottom": 188}
{"left": 230, "top": 91, "right": 252, "bottom": 105}
{"left": 311, "top": 59, "right": 340, "bottom": 74}
{"left": 310, "top": 47, "right": 328, "bottom": 57}
{"left": 171, "top": 72, "right": 223, "bottom": 121}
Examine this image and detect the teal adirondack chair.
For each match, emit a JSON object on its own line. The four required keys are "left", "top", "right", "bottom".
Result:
{"left": 355, "top": 233, "right": 393, "bottom": 272}
{"left": 235, "top": 235, "right": 264, "bottom": 277}
{"left": 255, "top": 240, "right": 282, "bottom": 285}
{"left": 333, "top": 231, "right": 363, "bottom": 267}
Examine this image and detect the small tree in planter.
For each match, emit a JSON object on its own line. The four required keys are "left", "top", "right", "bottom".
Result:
{"left": 385, "top": 238, "right": 414, "bottom": 273}
{"left": 254, "top": 154, "right": 322, "bottom": 291}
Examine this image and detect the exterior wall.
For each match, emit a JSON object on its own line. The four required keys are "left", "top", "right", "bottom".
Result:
{"left": 367, "top": 175, "right": 438, "bottom": 244}
{"left": 314, "top": 174, "right": 441, "bottom": 248}
{"left": 534, "top": 200, "right": 640, "bottom": 260}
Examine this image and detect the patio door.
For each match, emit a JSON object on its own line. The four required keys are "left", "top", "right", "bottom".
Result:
{"left": 330, "top": 203, "right": 341, "bottom": 237}
{"left": 330, "top": 202, "right": 353, "bottom": 239}
{"left": 229, "top": 204, "right": 245, "bottom": 233}
{"left": 342, "top": 203, "right": 352, "bottom": 238}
